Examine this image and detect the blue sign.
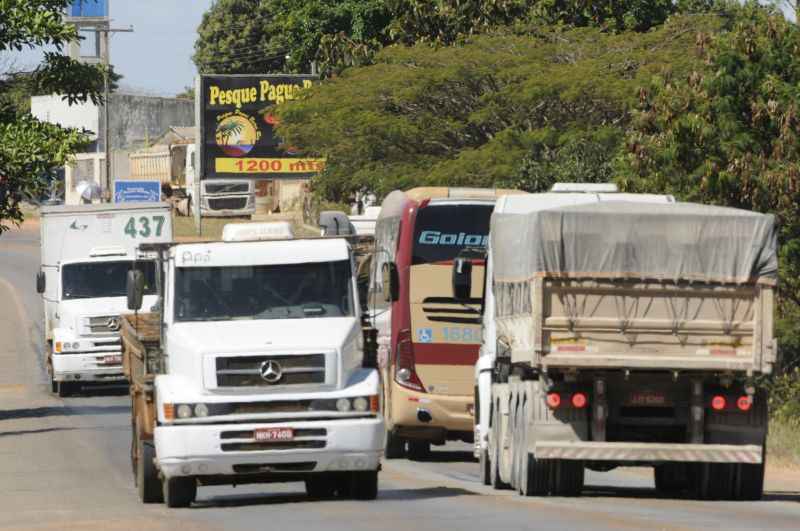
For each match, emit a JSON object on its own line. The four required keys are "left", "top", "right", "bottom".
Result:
{"left": 69, "top": 0, "right": 108, "bottom": 17}
{"left": 114, "top": 181, "right": 161, "bottom": 203}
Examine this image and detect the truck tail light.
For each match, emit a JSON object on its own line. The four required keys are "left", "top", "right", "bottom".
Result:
{"left": 711, "top": 395, "right": 727, "bottom": 411}
{"left": 395, "top": 329, "right": 425, "bottom": 392}
{"left": 736, "top": 396, "right": 752, "bottom": 412}
{"left": 571, "top": 392, "right": 588, "bottom": 409}
{"left": 546, "top": 392, "right": 561, "bottom": 409}
{"left": 163, "top": 403, "right": 175, "bottom": 421}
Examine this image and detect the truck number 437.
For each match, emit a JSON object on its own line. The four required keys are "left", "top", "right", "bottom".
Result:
{"left": 124, "top": 216, "right": 165, "bottom": 238}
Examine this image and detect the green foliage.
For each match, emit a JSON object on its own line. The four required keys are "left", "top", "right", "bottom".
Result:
{"left": 617, "top": 1, "right": 800, "bottom": 371}
{"left": 0, "top": 0, "right": 103, "bottom": 231}
{"left": 277, "top": 15, "right": 718, "bottom": 201}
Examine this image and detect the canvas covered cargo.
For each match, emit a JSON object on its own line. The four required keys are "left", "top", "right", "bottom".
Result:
{"left": 491, "top": 201, "right": 778, "bottom": 286}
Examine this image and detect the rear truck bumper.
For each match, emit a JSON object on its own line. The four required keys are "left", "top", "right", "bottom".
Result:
{"left": 154, "top": 417, "right": 384, "bottom": 479}
{"left": 532, "top": 441, "right": 763, "bottom": 464}
{"left": 390, "top": 384, "right": 473, "bottom": 440}
{"left": 51, "top": 352, "right": 125, "bottom": 382}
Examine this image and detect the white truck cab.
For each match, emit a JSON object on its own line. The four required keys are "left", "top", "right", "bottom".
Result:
{"left": 123, "top": 223, "right": 384, "bottom": 507}
{"left": 37, "top": 203, "right": 173, "bottom": 396}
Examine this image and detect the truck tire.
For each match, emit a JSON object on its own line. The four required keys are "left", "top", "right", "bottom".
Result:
{"left": 490, "top": 400, "right": 511, "bottom": 490}
{"left": 553, "top": 460, "right": 584, "bottom": 497}
{"left": 479, "top": 448, "right": 491, "bottom": 486}
{"left": 305, "top": 474, "right": 337, "bottom": 499}
{"left": 136, "top": 439, "right": 163, "bottom": 503}
{"left": 163, "top": 476, "right": 197, "bottom": 508}
{"left": 735, "top": 461, "right": 765, "bottom": 501}
{"left": 407, "top": 441, "right": 430, "bottom": 460}
{"left": 385, "top": 429, "right": 405, "bottom": 459}
{"left": 57, "top": 381, "right": 75, "bottom": 398}
{"left": 349, "top": 471, "right": 379, "bottom": 500}
{"left": 691, "top": 463, "right": 735, "bottom": 500}
{"left": 50, "top": 375, "right": 58, "bottom": 394}
{"left": 654, "top": 463, "right": 688, "bottom": 495}
{"left": 510, "top": 394, "right": 523, "bottom": 491}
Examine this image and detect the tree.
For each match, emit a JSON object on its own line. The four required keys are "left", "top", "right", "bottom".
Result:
{"left": 617, "top": 1, "right": 800, "bottom": 370}
{"left": 0, "top": 0, "right": 106, "bottom": 232}
{"left": 276, "top": 14, "right": 719, "bottom": 201}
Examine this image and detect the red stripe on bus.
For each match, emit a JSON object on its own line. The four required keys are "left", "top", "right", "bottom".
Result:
{"left": 412, "top": 342, "right": 479, "bottom": 365}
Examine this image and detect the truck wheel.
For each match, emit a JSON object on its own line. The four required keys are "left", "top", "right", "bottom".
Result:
{"left": 349, "top": 471, "right": 379, "bottom": 500}
{"left": 654, "top": 464, "right": 688, "bottom": 495}
{"left": 691, "top": 463, "right": 735, "bottom": 500}
{"left": 50, "top": 374, "right": 58, "bottom": 394}
{"left": 305, "top": 474, "right": 337, "bottom": 499}
{"left": 479, "top": 448, "right": 491, "bottom": 486}
{"left": 490, "top": 401, "right": 511, "bottom": 490}
{"left": 136, "top": 440, "right": 163, "bottom": 503}
{"left": 407, "top": 441, "right": 430, "bottom": 461}
{"left": 56, "top": 381, "right": 75, "bottom": 398}
{"left": 735, "top": 462, "right": 765, "bottom": 501}
{"left": 163, "top": 476, "right": 197, "bottom": 508}
{"left": 553, "top": 460, "right": 584, "bottom": 497}
{"left": 385, "top": 429, "right": 405, "bottom": 459}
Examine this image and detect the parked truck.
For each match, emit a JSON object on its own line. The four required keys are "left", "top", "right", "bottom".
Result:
{"left": 454, "top": 190, "right": 777, "bottom": 500}
{"left": 121, "top": 222, "right": 383, "bottom": 507}
{"left": 129, "top": 143, "right": 255, "bottom": 217}
{"left": 36, "top": 203, "right": 173, "bottom": 396}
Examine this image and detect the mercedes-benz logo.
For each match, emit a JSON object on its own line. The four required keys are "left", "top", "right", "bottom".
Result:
{"left": 259, "top": 360, "right": 283, "bottom": 384}
{"left": 106, "top": 317, "right": 121, "bottom": 332}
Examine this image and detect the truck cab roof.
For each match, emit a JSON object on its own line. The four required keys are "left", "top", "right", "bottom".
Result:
{"left": 170, "top": 238, "right": 352, "bottom": 268}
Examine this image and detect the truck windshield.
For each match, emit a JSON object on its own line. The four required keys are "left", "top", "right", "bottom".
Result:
{"left": 412, "top": 203, "right": 494, "bottom": 264}
{"left": 62, "top": 261, "right": 157, "bottom": 300}
{"left": 174, "top": 261, "right": 354, "bottom": 322}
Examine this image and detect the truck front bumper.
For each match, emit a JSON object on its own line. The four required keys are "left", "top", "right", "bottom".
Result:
{"left": 533, "top": 441, "right": 763, "bottom": 464}
{"left": 155, "top": 417, "right": 384, "bottom": 479}
{"left": 51, "top": 352, "right": 125, "bottom": 382}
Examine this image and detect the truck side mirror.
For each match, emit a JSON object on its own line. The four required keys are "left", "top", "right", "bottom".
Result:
{"left": 36, "top": 271, "right": 46, "bottom": 294}
{"left": 452, "top": 257, "right": 473, "bottom": 301}
{"left": 127, "top": 269, "right": 145, "bottom": 311}
{"left": 381, "top": 262, "right": 399, "bottom": 302}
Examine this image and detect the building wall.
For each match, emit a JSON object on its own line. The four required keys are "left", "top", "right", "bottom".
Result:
{"left": 108, "top": 94, "right": 194, "bottom": 150}
{"left": 30, "top": 95, "right": 100, "bottom": 140}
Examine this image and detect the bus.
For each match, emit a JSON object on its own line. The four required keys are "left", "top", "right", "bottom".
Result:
{"left": 369, "top": 187, "right": 522, "bottom": 458}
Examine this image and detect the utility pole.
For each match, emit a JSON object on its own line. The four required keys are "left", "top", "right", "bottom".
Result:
{"left": 100, "top": 25, "right": 133, "bottom": 202}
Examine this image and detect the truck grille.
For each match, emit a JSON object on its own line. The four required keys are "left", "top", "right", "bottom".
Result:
{"left": 85, "top": 315, "right": 122, "bottom": 335}
{"left": 205, "top": 182, "right": 250, "bottom": 194}
{"left": 216, "top": 354, "right": 326, "bottom": 388}
{"left": 220, "top": 428, "right": 327, "bottom": 452}
{"left": 207, "top": 197, "right": 248, "bottom": 210}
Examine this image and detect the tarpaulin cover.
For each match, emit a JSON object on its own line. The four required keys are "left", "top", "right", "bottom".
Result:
{"left": 491, "top": 201, "right": 777, "bottom": 285}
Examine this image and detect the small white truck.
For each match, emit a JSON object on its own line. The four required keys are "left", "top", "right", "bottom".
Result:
{"left": 121, "top": 223, "right": 384, "bottom": 507}
{"left": 455, "top": 187, "right": 777, "bottom": 500}
{"left": 37, "top": 203, "right": 173, "bottom": 396}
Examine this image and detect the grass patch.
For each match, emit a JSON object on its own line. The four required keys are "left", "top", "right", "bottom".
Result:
{"left": 768, "top": 417, "right": 800, "bottom": 469}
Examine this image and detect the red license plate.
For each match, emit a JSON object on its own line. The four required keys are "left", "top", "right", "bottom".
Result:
{"left": 254, "top": 428, "right": 294, "bottom": 442}
{"left": 103, "top": 355, "right": 122, "bottom": 365}
{"left": 628, "top": 392, "right": 667, "bottom": 406}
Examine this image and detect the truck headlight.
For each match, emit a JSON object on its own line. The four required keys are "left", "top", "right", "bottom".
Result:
{"left": 194, "top": 403, "right": 209, "bottom": 417}
{"left": 352, "top": 397, "right": 368, "bottom": 412}
{"left": 336, "top": 398, "right": 351, "bottom": 412}
{"left": 177, "top": 404, "right": 193, "bottom": 419}
{"left": 71, "top": 342, "right": 80, "bottom": 350}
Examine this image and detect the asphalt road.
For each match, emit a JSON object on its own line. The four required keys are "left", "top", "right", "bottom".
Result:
{"left": 2, "top": 221, "right": 800, "bottom": 530}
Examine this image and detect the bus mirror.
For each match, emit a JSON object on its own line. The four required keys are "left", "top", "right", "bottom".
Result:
{"left": 127, "top": 269, "right": 145, "bottom": 311}
{"left": 452, "top": 257, "right": 473, "bottom": 301}
{"left": 382, "top": 262, "right": 399, "bottom": 302}
{"left": 36, "top": 271, "right": 46, "bottom": 294}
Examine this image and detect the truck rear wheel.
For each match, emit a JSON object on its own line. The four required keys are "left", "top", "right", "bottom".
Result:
{"left": 654, "top": 463, "right": 688, "bottom": 495}
{"left": 136, "top": 439, "right": 163, "bottom": 503}
{"left": 349, "top": 471, "right": 379, "bottom": 500}
{"left": 490, "top": 400, "right": 510, "bottom": 490}
{"left": 407, "top": 441, "right": 430, "bottom": 460}
{"left": 385, "top": 429, "right": 405, "bottom": 459}
{"left": 479, "top": 448, "right": 491, "bottom": 486}
{"left": 735, "top": 461, "right": 765, "bottom": 501}
{"left": 163, "top": 476, "right": 197, "bottom": 508}
{"left": 691, "top": 463, "right": 736, "bottom": 500}
{"left": 553, "top": 460, "right": 584, "bottom": 497}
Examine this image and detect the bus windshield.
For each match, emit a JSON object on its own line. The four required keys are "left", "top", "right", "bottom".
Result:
{"left": 412, "top": 203, "right": 494, "bottom": 264}
{"left": 174, "top": 261, "right": 354, "bottom": 322}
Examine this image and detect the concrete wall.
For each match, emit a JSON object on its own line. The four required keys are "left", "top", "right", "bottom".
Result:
{"left": 108, "top": 94, "right": 194, "bottom": 150}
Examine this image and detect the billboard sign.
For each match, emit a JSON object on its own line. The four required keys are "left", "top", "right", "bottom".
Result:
{"left": 198, "top": 75, "right": 324, "bottom": 180}
{"left": 69, "top": 0, "right": 108, "bottom": 17}
{"left": 114, "top": 180, "right": 161, "bottom": 203}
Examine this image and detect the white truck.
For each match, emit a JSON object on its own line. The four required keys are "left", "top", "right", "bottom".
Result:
{"left": 455, "top": 188, "right": 777, "bottom": 500}
{"left": 36, "top": 203, "right": 173, "bottom": 396}
{"left": 121, "top": 223, "right": 384, "bottom": 507}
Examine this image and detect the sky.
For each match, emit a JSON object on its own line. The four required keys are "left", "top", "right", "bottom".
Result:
{"left": 12, "top": 0, "right": 214, "bottom": 97}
